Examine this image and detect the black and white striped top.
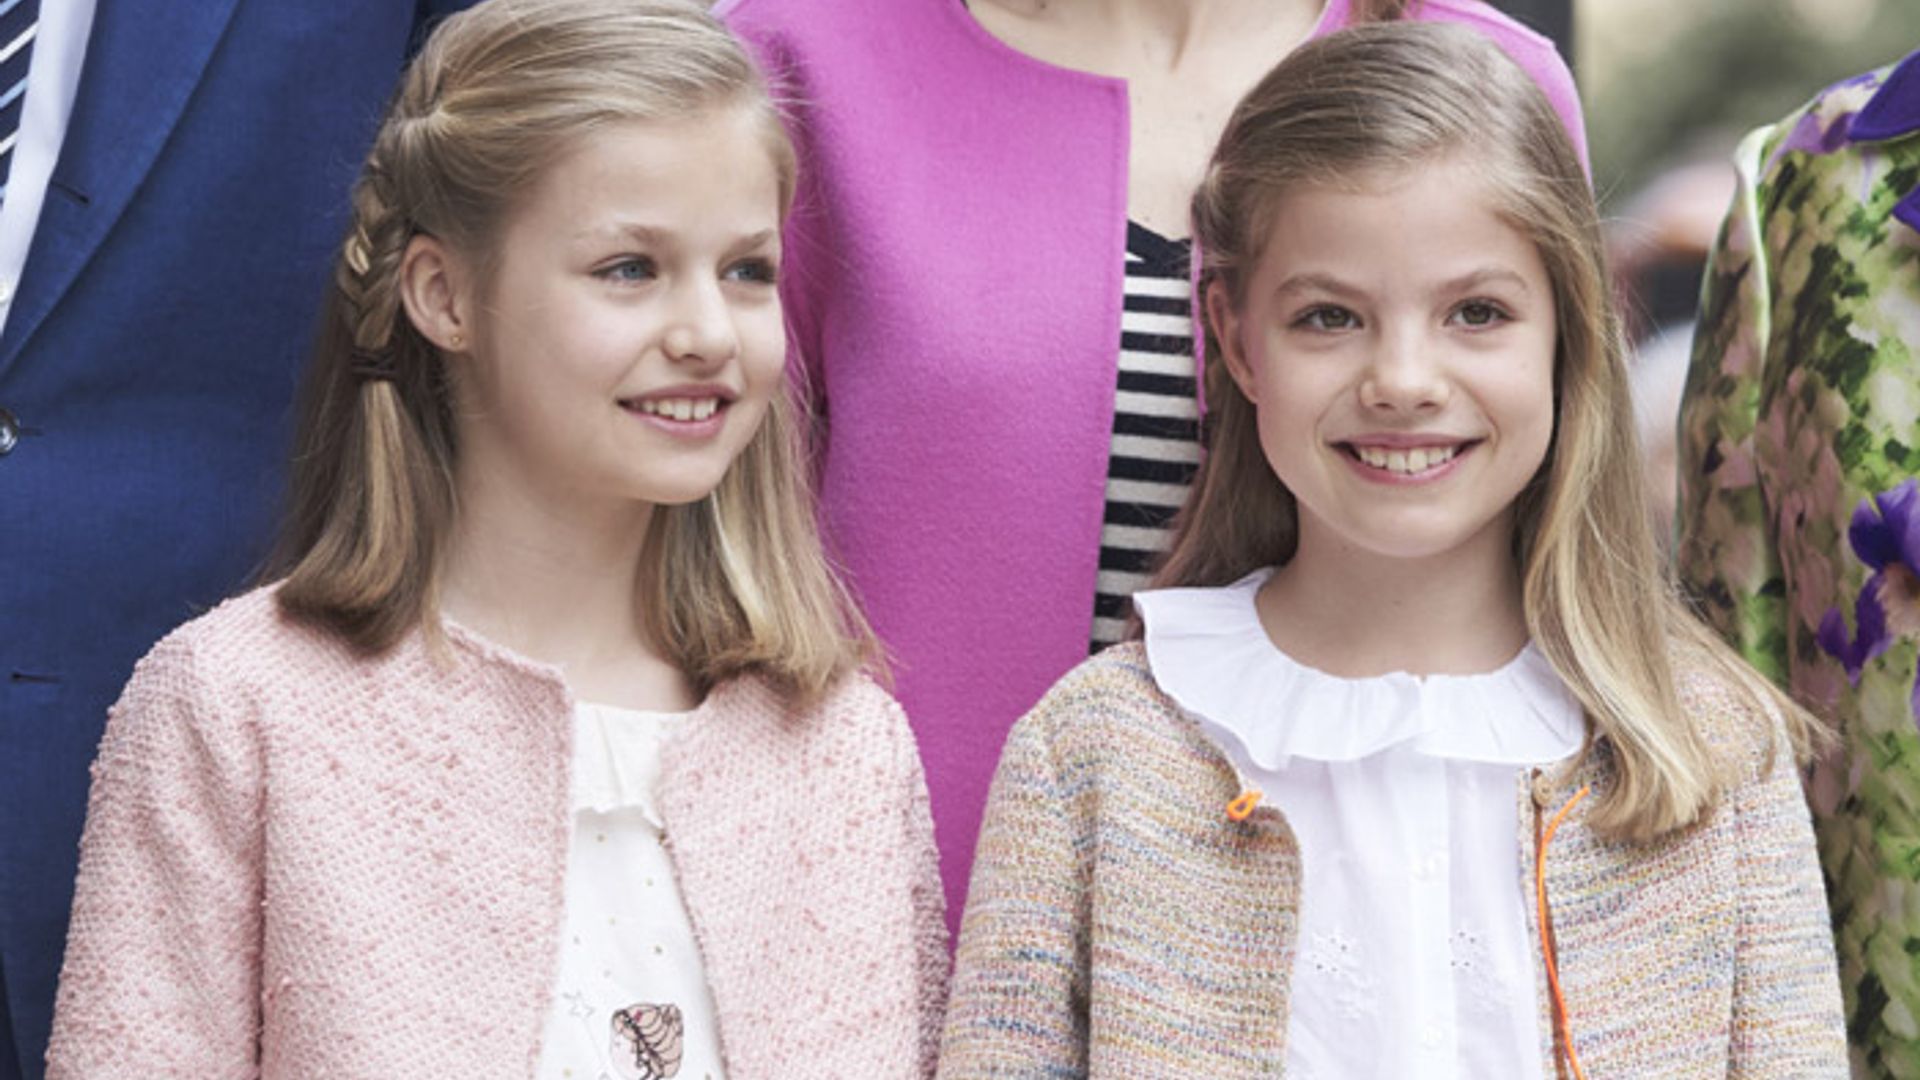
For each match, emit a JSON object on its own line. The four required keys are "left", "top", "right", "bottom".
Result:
{"left": 1091, "top": 222, "right": 1201, "bottom": 650}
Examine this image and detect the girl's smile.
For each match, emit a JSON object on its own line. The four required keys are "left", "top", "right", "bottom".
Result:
{"left": 1337, "top": 435, "right": 1479, "bottom": 482}
{"left": 619, "top": 383, "right": 740, "bottom": 438}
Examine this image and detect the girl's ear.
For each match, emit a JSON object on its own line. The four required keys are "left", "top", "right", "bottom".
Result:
{"left": 1205, "top": 278, "right": 1257, "bottom": 402}
{"left": 398, "top": 234, "right": 473, "bottom": 353}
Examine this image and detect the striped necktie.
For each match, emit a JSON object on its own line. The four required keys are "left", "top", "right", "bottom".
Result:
{"left": 0, "top": 0, "right": 36, "bottom": 203}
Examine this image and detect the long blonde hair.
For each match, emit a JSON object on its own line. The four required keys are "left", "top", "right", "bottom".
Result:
{"left": 269, "top": 0, "right": 875, "bottom": 702}
{"left": 1165, "top": 21, "right": 1813, "bottom": 842}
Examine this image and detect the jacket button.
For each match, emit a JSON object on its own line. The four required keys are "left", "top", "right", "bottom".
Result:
{"left": 0, "top": 408, "right": 18, "bottom": 455}
{"left": 1529, "top": 769, "right": 1555, "bottom": 809}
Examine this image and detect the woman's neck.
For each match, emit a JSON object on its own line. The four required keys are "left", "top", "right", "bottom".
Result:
{"left": 439, "top": 461, "right": 696, "bottom": 711}
{"left": 1256, "top": 522, "right": 1530, "bottom": 679}
{"left": 974, "top": 0, "right": 1321, "bottom": 73}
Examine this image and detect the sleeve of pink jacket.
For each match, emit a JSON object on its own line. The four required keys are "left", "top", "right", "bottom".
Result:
{"left": 45, "top": 630, "right": 265, "bottom": 1078}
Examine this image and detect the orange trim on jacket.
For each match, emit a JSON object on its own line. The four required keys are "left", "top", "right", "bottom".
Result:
{"left": 1535, "top": 784, "right": 1592, "bottom": 1080}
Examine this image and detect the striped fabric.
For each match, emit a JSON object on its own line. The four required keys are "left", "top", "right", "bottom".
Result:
{"left": 0, "top": 0, "right": 37, "bottom": 201}
{"left": 1091, "top": 222, "right": 1201, "bottom": 649}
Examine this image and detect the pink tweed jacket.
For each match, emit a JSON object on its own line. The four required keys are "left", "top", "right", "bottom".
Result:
{"left": 45, "top": 587, "right": 948, "bottom": 1079}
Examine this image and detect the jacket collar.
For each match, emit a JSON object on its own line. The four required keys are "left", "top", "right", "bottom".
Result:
{"left": 0, "top": 0, "right": 242, "bottom": 376}
{"left": 1847, "top": 49, "right": 1920, "bottom": 233}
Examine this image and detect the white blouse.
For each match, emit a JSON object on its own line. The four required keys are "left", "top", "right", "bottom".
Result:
{"left": 1135, "top": 570, "right": 1585, "bottom": 1080}
{"left": 536, "top": 702, "right": 728, "bottom": 1080}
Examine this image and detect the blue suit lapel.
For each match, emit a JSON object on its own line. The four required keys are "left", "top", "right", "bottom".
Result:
{"left": 0, "top": 0, "right": 244, "bottom": 374}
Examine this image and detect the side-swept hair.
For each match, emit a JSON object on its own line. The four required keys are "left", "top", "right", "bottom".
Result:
{"left": 1164, "top": 21, "right": 1816, "bottom": 842}
{"left": 267, "top": 0, "right": 874, "bottom": 702}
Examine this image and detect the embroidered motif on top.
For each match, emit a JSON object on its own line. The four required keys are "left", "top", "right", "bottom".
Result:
{"left": 1299, "top": 928, "right": 1376, "bottom": 1022}
{"left": 1449, "top": 927, "right": 1513, "bottom": 1017}
{"left": 611, "top": 1002, "right": 684, "bottom": 1080}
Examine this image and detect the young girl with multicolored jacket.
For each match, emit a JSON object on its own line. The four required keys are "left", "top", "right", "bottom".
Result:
{"left": 940, "top": 22, "right": 1845, "bottom": 1079}
{"left": 45, "top": 2, "right": 945, "bottom": 1076}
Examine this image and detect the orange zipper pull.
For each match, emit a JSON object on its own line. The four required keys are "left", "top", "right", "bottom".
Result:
{"left": 1226, "top": 789, "right": 1263, "bottom": 821}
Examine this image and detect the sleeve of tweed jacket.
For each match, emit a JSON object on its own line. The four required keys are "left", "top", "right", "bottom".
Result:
{"left": 45, "top": 632, "right": 264, "bottom": 1078}
{"left": 892, "top": 694, "right": 952, "bottom": 1077}
{"left": 938, "top": 706, "right": 1087, "bottom": 1078}
{"left": 1728, "top": 710, "right": 1848, "bottom": 1076}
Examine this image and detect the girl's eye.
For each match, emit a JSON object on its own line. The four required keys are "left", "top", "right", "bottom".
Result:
{"left": 1451, "top": 300, "right": 1510, "bottom": 328}
{"left": 1295, "top": 305, "right": 1359, "bottom": 331}
{"left": 724, "top": 257, "right": 779, "bottom": 285}
{"left": 598, "top": 257, "right": 656, "bottom": 284}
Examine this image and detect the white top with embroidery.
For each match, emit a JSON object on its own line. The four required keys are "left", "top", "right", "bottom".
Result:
{"left": 1135, "top": 569, "right": 1585, "bottom": 1080}
{"left": 536, "top": 702, "right": 728, "bottom": 1080}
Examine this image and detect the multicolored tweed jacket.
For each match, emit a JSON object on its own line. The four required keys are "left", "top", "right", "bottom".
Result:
{"left": 937, "top": 643, "right": 1845, "bottom": 1078}
{"left": 1677, "top": 50, "right": 1920, "bottom": 1076}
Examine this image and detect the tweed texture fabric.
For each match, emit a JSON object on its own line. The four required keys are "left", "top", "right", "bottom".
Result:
{"left": 938, "top": 642, "right": 1845, "bottom": 1078}
{"left": 46, "top": 586, "right": 947, "bottom": 1079}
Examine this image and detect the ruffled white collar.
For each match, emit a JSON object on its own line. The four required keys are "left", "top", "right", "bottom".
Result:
{"left": 570, "top": 701, "right": 699, "bottom": 826}
{"left": 1136, "top": 569, "right": 1585, "bottom": 771}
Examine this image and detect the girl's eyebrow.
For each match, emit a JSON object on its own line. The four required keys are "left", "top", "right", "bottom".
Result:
{"left": 569, "top": 224, "right": 779, "bottom": 254}
{"left": 1436, "top": 267, "right": 1532, "bottom": 296}
{"left": 572, "top": 221, "right": 671, "bottom": 244}
{"left": 727, "top": 228, "right": 779, "bottom": 254}
{"left": 1273, "top": 268, "right": 1535, "bottom": 302}
{"left": 1273, "top": 272, "right": 1364, "bottom": 301}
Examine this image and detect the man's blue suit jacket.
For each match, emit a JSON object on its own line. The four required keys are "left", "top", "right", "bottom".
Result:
{"left": 0, "top": 4, "right": 471, "bottom": 1076}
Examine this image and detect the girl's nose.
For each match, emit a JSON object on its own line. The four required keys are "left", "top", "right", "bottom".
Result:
{"left": 663, "top": 280, "right": 740, "bottom": 366}
{"left": 1359, "top": 329, "right": 1448, "bottom": 412}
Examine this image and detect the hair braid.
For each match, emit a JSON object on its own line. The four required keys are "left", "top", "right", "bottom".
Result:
{"left": 338, "top": 164, "right": 413, "bottom": 356}
{"left": 276, "top": 132, "right": 452, "bottom": 648}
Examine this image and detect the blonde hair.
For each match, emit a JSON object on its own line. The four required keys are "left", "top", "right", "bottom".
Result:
{"left": 270, "top": 0, "right": 875, "bottom": 702}
{"left": 1165, "top": 21, "right": 1815, "bottom": 842}
{"left": 1351, "top": 0, "right": 1415, "bottom": 20}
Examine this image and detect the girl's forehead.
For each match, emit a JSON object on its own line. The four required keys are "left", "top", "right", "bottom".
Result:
{"left": 1271, "top": 151, "right": 1490, "bottom": 213}
{"left": 1249, "top": 159, "right": 1544, "bottom": 279}
{"left": 507, "top": 112, "right": 783, "bottom": 222}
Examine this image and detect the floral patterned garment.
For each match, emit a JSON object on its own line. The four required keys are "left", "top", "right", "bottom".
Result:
{"left": 1677, "top": 50, "right": 1920, "bottom": 1076}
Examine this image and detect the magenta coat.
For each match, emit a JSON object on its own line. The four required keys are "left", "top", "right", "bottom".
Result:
{"left": 719, "top": 0, "right": 1589, "bottom": 932}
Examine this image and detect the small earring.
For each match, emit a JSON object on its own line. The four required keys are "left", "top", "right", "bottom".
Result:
{"left": 449, "top": 332, "right": 464, "bottom": 349}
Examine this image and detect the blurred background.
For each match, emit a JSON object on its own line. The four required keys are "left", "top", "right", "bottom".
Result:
{"left": 1501, "top": 0, "right": 1920, "bottom": 540}
{"left": 1582, "top": 0, "right": 1918, "bottom": 203}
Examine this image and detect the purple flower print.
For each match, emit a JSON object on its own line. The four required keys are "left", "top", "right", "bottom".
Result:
{"left": 1780, "top": 107, "right": 1855, "bottom": 156}
{"left": 1819, "top": 479, "right": 1920, "bottom": 721}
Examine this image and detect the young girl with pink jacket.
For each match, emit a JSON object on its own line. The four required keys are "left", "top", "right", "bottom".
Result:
{"left": 45, "top": 2, "right": 946, "bottom": 1076}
